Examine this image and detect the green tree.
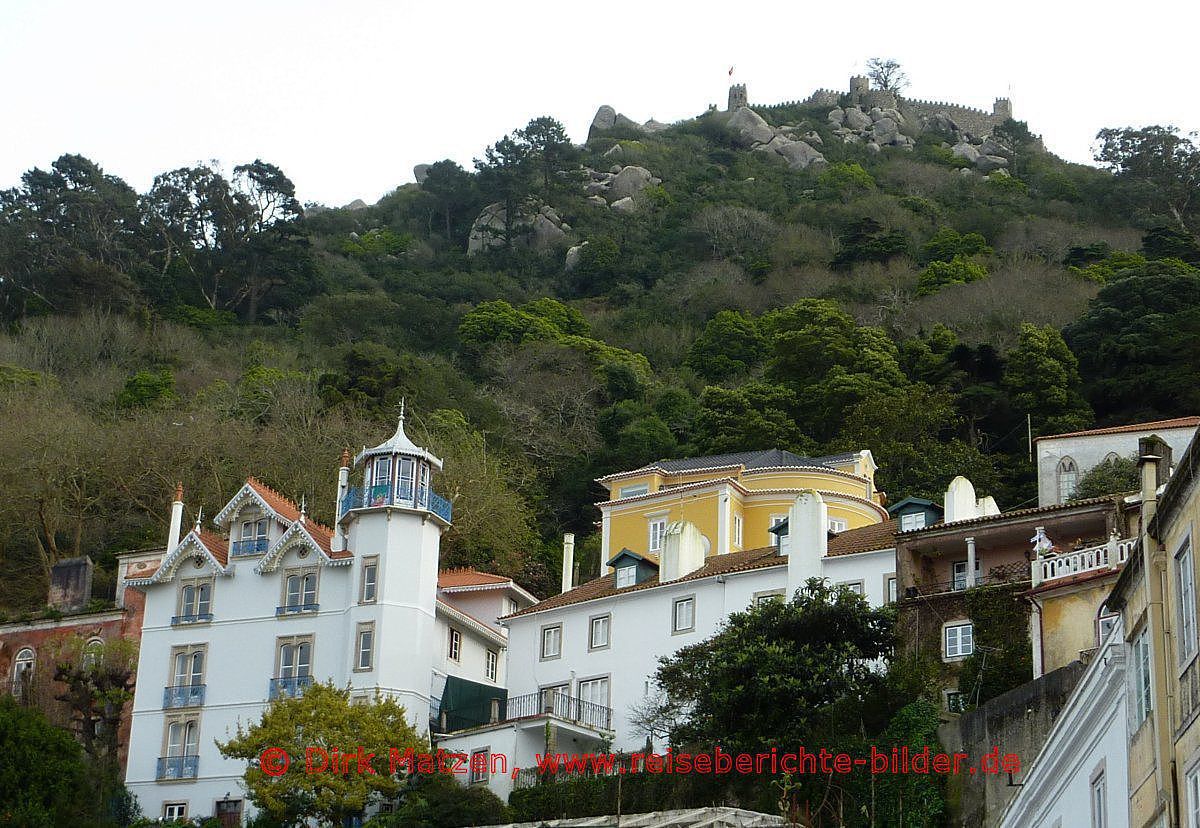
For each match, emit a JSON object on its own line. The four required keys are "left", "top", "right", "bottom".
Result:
{"left": 1095, "top": 125, "right": 1200, "bottom": 231}
{"left": 368, "top": 768, "right": 510, "bottom": 827}
{"left": 815, "top": 162, "right": 875, "bottom": 201}
{"left": 958, "top": 585, "right": 1032, "bottom": 705}
{"left": 1141, "top": 224, "right": 1200, "bottom": 264}
{"left": 1071, "top": 454, "right": 1139, "bottom": 500}
{"left": 916, "top": 255, "right": 988, "bottom": 295}
{"left": 419, "top": 160, "right": 478, "bottom": 243}
{"left": 515, "top": 116, "right": 579, "bottom": 198}
{"left": 0, "top": 695, "right": 94, "bottom": 825}
{"left": 865, "top": 57, "right": 909, "bottom": 94}
{"left": 457, "top": 300, "right": 559, "bottom": 354}
{"left": 217, "top": 682, "right": 426, "bottom": 826}
{"left": 1003, "top": 323, "right": 1093, "bottom": 434}
{"left": 116, "top": 369, "right": 178, "bottom": 410}
{"left": 473, "top": 134, "right": 533, "bottom": 249}
{"left": 919, "top": 227, "right": 992, "bottom": 264}
{"left": 685, "top": 310, "right": 765, "bottom": 380}
{"left": 692, "top": 384, "right": 813, "bottom": 455}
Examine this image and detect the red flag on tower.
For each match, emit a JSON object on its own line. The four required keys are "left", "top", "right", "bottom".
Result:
{"left": 728, "top": 66, "right": 734, "bottom": 77}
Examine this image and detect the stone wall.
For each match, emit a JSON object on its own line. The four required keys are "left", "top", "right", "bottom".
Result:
{"left": 938, "top": 660, "right": 1088, "bottom": 828}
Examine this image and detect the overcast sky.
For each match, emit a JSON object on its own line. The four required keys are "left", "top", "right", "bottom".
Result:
{"left": 2, "top": 1, "right": 1197, "bottom": 207}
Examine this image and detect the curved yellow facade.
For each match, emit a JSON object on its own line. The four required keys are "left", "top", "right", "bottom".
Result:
{"left": 596, "top": 451, "right": 887, "bottom": 566}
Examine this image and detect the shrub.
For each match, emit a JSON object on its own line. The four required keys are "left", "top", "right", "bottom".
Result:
{"left": 115, "top": 368, "right": 178, "bottom": 409}
{"left": 919, "top": 227, "right": 992, "bottom": 264}
{"left": 816, "top": 162, "right": 875, "bottom": 200}
{"left": 916, "top": 256, "right": 987, "bottom": 296}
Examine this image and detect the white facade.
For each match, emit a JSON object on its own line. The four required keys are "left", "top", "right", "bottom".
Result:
{"left": 454, "top": 492, "right": 895, "bottom": 802}
{"left": 1036, "top": 420, "right": 1198, "bottom": 507}
{"left": 123, "top": 418, "right": 531, "bottom": 823}
{"left": 999, "top": 620, "right": 1129, "bottom": 828}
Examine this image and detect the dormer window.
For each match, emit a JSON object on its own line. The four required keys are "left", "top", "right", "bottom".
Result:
{"left": 616, "top": 566, "right": 636, "bottom": 588}
{"left": 828, "top": 518, "right": 848, "bottom": 534}
{"left": 236, "top": 518, "right": 269, "bottom": 555}
{"left": 900, "top": 512, "right": 926, "bottom": 531}
{"left": 619, "top": 483, "right": 649, "bottom": 499}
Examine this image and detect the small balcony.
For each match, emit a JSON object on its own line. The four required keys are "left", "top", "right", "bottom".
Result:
{"left": 162, "top": 684, "right": 206, "bottom": 709}
{"left": 170, "top": 613, "right": 213, "bottom": 626}
{"left": 439, "top": 691, "right": 613, "bottom": 734}
{"left": 1031, "top": 536, "right": 1135, "bottom": 587}
{"left": 275, "top": 603, "right": 319, "bottom": 616}
{"left": 231, "top": 537, "right": 269, "bottom": 556}
{"left": 339, "top": 483, "right": 452, "bottom": 524}
{"left": 905, "top": 563, "right": 1030, "bottom": 598}
{"left": 156, "top": 755, "right": 199, "bottom": 780}
{"left": 269, "top": 675, "right": 314, "bottom": 701}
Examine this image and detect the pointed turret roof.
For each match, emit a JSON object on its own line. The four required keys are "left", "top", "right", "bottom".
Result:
{"left": 353, "top": 405, "right": 443, "bottom": 469}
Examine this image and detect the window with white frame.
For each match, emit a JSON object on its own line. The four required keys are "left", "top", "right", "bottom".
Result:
{"left": 163, "top": 803, "right": 187, "bottom": 820}
{"left": 1132, "top": 628, "right": 1152, "bottom": 725}
{"left": 1058, "top": 457, "right": 1079, "bottom": 503}
{"left": 900, "top": 511, "right": 927, "bottom": 531}
{"left": 578, "top": 676, "right": 610, "bottom": 709}
{"left": 177, "top": 578, "right": 213, "bottom": 621}
{"left": 1097, "top": 613, "right": 1119, "bottom": 645}
{"left": 1187, "top": 763, "right": 1200, "bottom": 828}
{"left": 356, "top": 623, "right": 375, "bottom": 671}
{"left": 769, "top": 514, "right": 787, "bottom": 547}
{"left": 944, "top": 622, "right": 974, "bottom": 659}
{"left": 733, "top": 514, "right": 743, "bottom": 547}
{"left": 837, "top": 580, "right": 864, "bottom": 596}
{"left": 952, "top": 560, "right": 982, "bottom": 591}
{"left": 469, "top": 748, "right": 490, "bottom": 784}
{"left": 372, "top": 455, "right": 392, "bottom": 487}
{"left": 615, "top": 565, "right": 636, "bottom": 588}
{"left": 886, "top": 575, "right": 898, "bottom": 603}
{"left": 673, "top": 596, "right": 695, "bottom": 633}
{"left": 239, "top": 517, "right": 269, "bottom": 551}
{"left": 619, "top": 483, "right": 649, "bottom": 498}
{"left": 11, "top": 647, "right": 34, "bottom": 696}
{"left": 589, "top": 614, "right": 611, "bottom": 650}
{"left": 828, "top": 518, "right": 848, "bottom": 534}
{"left": 283, "top": 569, "right": 318, "bottom": 611}
{"left": 485, "top": 650, "right": 498, "bottom": 682}
{"left": 1178, "top": 539, "right": 1198, "bottom": 665}
{"left": 540, "top": 624, "right": 562, "bottom": 660}
{"left": 648, "top": 518, "right": 667, "bottom": 553}
{"left": 396, "top": 457, "right": 415, "bottom": 501}
{"left": 277, "top": 636, "right": 313, "bottom": 680}
{"left": 447, "top": 628, "right": 461, "bottom": 662}
{"left": 164, "top": 716, "right": 200, "bottom": 759}
{"left": 171, "top": 645, "right": 205, "bottom": 689}
{"left": 753, "top": 590, "right": 784, "bottom": 606}
{"left": 1090, "top": 769, "right": 1107, "bottom": 828}
{"left": 360, "top": 556, "right": 378, "bottom": 604}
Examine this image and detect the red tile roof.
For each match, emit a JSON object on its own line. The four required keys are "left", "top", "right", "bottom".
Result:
{"left": 196, "top": 529, "right": 229, "bottom": 566}
{"left": 438, "top": 568, "right": 513, "bottom": 588}
{"left": 506, "top": 520, "right": 898, "bottom": 618}
{"left": 898, "top": 496, "right": 1118, "bottom": 535}
{"left": 246, "top": 477, "right": 303, "bottom": 522}
{"left": 1034, "top": 416, "right": 1200, "bottom": 442}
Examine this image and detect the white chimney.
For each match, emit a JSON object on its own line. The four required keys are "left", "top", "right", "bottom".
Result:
{"left": 561, "top": 533, "right": 576, "bottom": 593}
{"left": 786, "top": 490, "right": 827, "bottom": 597}
{"left": 167, "top": 482, "right": 184, "bottom": 552}
{"left": 332, "top": 449, "right": 351, "bottom": 553}
{"left": 660, "top": 521, "right": 706, "bottom": 582}
{"left": 944, "top": 476, "right": 978, "bottom": 523}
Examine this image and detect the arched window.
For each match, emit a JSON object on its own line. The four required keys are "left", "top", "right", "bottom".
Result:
{"left": 1058, "top": 457, "right": 1079, "bottom": 502}
{"left": 1104, "top": 452, "right": 1121, "bottom": 464}
{"left": 11, "top": 647, "right": 34, "bottom": 698}
{"left": 82, "top": 638, "right": 104, "bottom": 669}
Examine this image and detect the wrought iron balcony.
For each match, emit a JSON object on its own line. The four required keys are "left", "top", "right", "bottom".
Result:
{"left": 156, "top": 755, "right": 199, "bottom": 780}
{"left": 275, "top": 603, "right": 320, "bottom": 616}
{"left": 269, "top": 675, "right": 314, "bottom": 701}
{"left": 339, "top": 483, "right": 452, "bottom": 523}
{"left": 440, "top": 690, "right": 613, "bottom": 734}
{"left": 170, "top": 613, "right": 213, "bottom": 626}
{"left": 162, "top": 684, "right": 206, "bottom": 709}
{"left": 231, "top": 537, "right": 269, "bottom": 556}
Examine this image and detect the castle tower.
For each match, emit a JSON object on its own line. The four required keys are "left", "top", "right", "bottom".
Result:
{"left": 993, "top": 97, "right": 1013, "bottom": 121}
{"left": 849, "top": 75, "right": 871, "bottom": 104}
{"left": 340, "top": 408, "right": 452, "bottom": 726}
{"left": 727, "top": 83, "right": 747, "bottom": 111}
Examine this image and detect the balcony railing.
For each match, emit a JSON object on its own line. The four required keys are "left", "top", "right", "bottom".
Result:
{"left": 170, "top": 613, "right": 213, "bottom": 626}
{"left": 157, "top": 755, "right": 199, "bottom": 780}
{"left": 1032, "top": 536, "right": 1135, "bottom": 586}
{"left": 162, "top": 684, "right": 206, "bottom": 709}
{"left": 339, "top": 483, "right": 452, "bottom": 523}
{"left": 269, "top": 675, "right": 314, "bottom": 701}
{"left": 906, "top": 563, "right": 1031, "bottom": 598}
{"left": 231, "top": 537, "right": 269, "bottom": 556}
{"left": 275, "top": 603, "right": 319, "bottom": 616}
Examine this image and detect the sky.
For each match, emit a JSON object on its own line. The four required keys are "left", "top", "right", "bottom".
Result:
{"left": 2, "top": 0, "right": 1198, "bottom": 207}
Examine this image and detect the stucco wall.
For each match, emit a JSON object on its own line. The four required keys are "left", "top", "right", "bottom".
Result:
{"left": 1036, "top": 426, "right": 1197, "bottom": 506}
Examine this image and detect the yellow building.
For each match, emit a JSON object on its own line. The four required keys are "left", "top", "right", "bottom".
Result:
{"left": 595, "top": 448, "right": 887, "bottom": 571}
{"left": 1109, "top": 433, "right": 1200, "bottom": 827}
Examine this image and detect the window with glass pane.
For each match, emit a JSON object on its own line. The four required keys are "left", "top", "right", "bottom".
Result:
{"left": 590, "top": 615, "right": 610, "bottom": 649}
{"left": 486, "top": 650, "right": 498, "bottom": 681}
{"left": 448, "top": 628, "right": 461, "bottom": 661}
{"left": 1177, "top": 540, "right": 1197, "bottom": 664}
{"left": 541, "top": 625, "right": 562, "bottom": 659}
{"left": 1090, "top": 772, "right": 1106, "bottom": 828}
{"left": 769, "top": 515, "right": 786, "bottom": 547}
{"left": 397, "top": 458, "right": 414, "bottom": 500}
{"left": 196, "top": 583, "right": 211, "bottom": 615}
{"left": 361, "top": 559, "right": 378, "bottom": 603}
{"left": 887, "top": 576, "right": 898, "bottom": 603}
{"left": 945, "top": 622, "right": 974, "bottom": 658}
{"left": 615, "top": 566, "right": 635, "bottom": 588}
{"left": 673, "top": 597, "right": 695, "bottom": 632}
{"left": 648, "top": 519, "right": 666, "bottom": 552}
{"left": 372, "top": 456, "right": 391, "bottom": 487}
{"left": 357, "top": 625, "right": 374, "bottom": 670}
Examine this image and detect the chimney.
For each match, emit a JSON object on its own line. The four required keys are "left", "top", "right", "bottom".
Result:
{"left": 167, "top": 482, "right": 184, "bottom": 552}
{"left": 561, "top": 533, "right": 576, "bottom": 593}
{"left": 786, "top": 491, "right": 827, "bottom": 597}
{"left": 48, "top": 557, "right": 94, "bottom": 612}
{"left": 660, "top": 521, "right": 705, "bottom": 583}
{"left": 332, "top": 448, "right": 351, "bottom": 553}
{"left": 1138, "top": 435, "right": 1172, "bottom": 524}
{"left": 943, "top": 476, "right": 978, "bottom": 523}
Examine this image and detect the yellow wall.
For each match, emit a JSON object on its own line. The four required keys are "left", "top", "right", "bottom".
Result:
{"left": 1160, "top": 497, "right": 1200, "bottom": 821}
{"left": 1038, "top": 580, "right": 1113, "bottom": 674}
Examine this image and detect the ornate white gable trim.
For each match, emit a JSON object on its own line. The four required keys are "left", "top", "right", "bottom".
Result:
{"left": 254, "top": 520, "right": 349, "bottom": 574}
{"left": 213, "top": 482, "right": 282, "bottom": 529}
{"left": 128, "top": 531, "right": 230, "bottom": 585}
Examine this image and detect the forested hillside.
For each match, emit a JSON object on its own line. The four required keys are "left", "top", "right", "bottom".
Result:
{"left": 1, "top": 99, "right": 1198, "bottom": 608}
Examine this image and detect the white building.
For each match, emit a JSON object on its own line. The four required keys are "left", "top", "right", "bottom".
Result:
{"left": 437, "top": 490, "right": 901, "bottom": 802}
{"left": 1035, "top": 417, "right": 1198, "bottom": 507}
{"left": 998, "top": 618, "right": 1129, "bottom": 828}
{"left": 122, "top": 416, "right": 534, "bottom": 823}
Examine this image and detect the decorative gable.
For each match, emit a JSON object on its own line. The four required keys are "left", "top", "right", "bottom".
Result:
{"left": 212, "top": 478, "right": 302, "bottom": 528}
{"left": 254, "top": 519, "right": 350, "bottom": 574}
{"left": 128, "top": 530, "right": 230, "bottom": 585}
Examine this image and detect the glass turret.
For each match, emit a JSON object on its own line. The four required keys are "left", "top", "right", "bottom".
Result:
{"left": 339, "top": 405, "right": 451, "bottom": 523}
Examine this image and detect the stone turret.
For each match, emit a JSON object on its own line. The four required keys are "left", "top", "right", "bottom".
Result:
{"left": 993, "top": 98, "right": 1013, "bottom": 121}
{"left": 727, "top": 83, "right": 747, "bottom": 111}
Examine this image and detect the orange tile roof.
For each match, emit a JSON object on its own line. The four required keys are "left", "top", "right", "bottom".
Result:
{"left": 246, "top": 477, "right": 303, "bottom": 522}
{"left": 507, "top": 520, "right": 898, "bottom": 618}
{"left": 196, "top": 529, "right": 229, "bottom": 566}
{"left": 438, "top": 568, "right": 513, "bottom": 588}
{"left": 1035, "top": 416, "right": 1200, "bottom": 442}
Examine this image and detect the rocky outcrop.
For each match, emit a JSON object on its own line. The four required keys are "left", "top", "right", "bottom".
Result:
{"left": 726, "top": 106, "right": 826, "bottom": 170}
{"left": 413, "top": 164, "right": 431, "bottom": 184}
{"left": 579, "top": 164, "right": 663, "bottom": 210}
{"left": 467, "top": 202, "right": 570, "bottom": 256}
{"left": 588, "top": 105, "right": 669, "bottom": 140}
{"left": 609, "top": 166, "right": 657, "bottom": 200}
{"left": 565, "top": 242, "right": 587, "bottom": 271}
{"left": 828, "top": 105, "right": 915, "bottom": 152}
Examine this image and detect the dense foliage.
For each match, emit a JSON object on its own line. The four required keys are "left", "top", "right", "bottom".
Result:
{"left": 0, "top": 107, "right": 1198, "bottom": 608}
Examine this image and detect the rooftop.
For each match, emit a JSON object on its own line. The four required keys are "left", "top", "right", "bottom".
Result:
{"left": 598, "top": 448, "right": 840, "bottom": 482}
{"left": 1034, "top": 416, "right": 1200, "bottom": 443}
